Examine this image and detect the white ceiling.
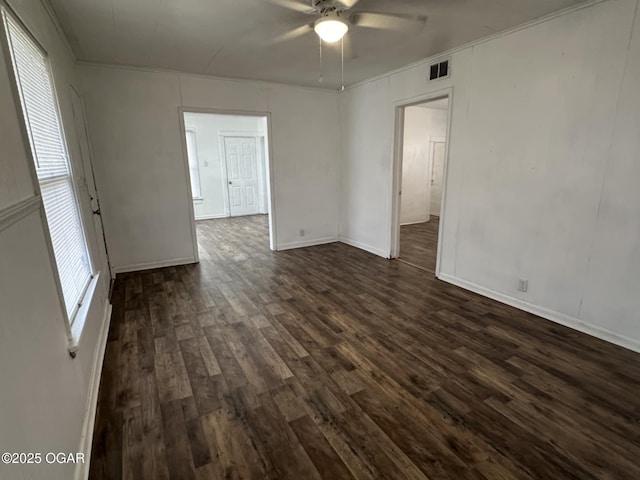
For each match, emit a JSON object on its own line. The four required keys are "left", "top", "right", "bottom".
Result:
{"left": 49, "top": 0, "right": 588, "bottom": 89}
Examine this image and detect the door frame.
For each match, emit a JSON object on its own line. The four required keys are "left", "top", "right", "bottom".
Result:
{"left": 68, "top": 83, "right": 112, "bottom": 278}
{"left": 428, "top": 136, "right": 447, "bottom": 210}
{"left": 178, "top": 107, "right": 277, "bottom": 259}
{"left": 390, "top": 87, "right": 453, "bottom": 277}
{"left": 218, "top": 131, "right": 268, "bottom": 217}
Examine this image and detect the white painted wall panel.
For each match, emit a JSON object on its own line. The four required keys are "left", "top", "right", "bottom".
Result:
{"left": 340, "top": 0, "right": 640, "bottom": 349}
{"left": 267, "top": 86, "right": 340, "bottom": 247}
{"left": 0, "top": 48, "right": 34, "bottom": 210}
{"left": 79, "top": 66, "right": 341, "bottom": 269}
{"left": 454, "top": 1, "right": 631, "bottom": 317}
{"left": 0, "top": 213, "right": 84, "bottom": 480}
{"left": 339, "top": 77, "right": 392, "bottom": 255}
{"left": 78, "top": 67, "right": 195, "bottom": 270}
{"left": 581, "top": 2, "right": 640, "bottom": 339}
{"left": 179, "top": 74, "right": 269, "bottom": 113}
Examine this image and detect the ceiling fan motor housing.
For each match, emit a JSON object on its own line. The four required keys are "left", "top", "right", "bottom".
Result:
{"left": 312, "top": 0, "right": 347, "bottom": 16}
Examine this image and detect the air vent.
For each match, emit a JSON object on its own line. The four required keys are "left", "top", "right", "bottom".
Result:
{"left": 429, "top": 59, "right": 450, "bottom": 80}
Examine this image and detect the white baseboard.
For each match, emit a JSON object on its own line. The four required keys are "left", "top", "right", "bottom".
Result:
{"left": 277, "top": 236, "right": 339, "bottom": 251}
{"left": 75, "top": 301, "right": 112, "bottom": 480}
{"left": 111, "top": 256, "right": 197, "bottom": 276}
{"left": 195, "top": 213, "right": 227, "bottom": 220}
{"left": 339, "top": 237, "right": 390, "bottom": 259}
{"left": 400, "top": 219, "right": 431, "bottom": 226}
{"left": 438, "top": 273, "right": 640, "bottom": 353}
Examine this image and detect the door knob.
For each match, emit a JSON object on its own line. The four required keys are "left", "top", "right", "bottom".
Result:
{"left": 228, "top": 181, "right": 232, "bottom": 185}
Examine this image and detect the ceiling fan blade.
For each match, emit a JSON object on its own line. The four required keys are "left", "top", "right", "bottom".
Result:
{"left": 349, "top": 12, "right": 427, "bottom": 31}
{"left": 336, "top": 0, "right": 362, "bottom": 9}
{"left": 267, "top": 0, "right": 316, "bottom": 14}
{"left": 271, "top": 24, "right": 314, "bottom": 44}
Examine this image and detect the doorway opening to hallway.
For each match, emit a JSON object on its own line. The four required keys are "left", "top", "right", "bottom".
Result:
{"left": 180, "top": 110, "right": 275, "bottom": 260}
{"left": 392, "top": 94, "right": 451, "bottom": 273}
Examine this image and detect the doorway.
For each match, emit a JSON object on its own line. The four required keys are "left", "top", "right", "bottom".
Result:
{"left": 180, "top": 110, "right": 275, "bottom": 259}
{"left": 391, "top": 94, "right": 451, "bottom": 273}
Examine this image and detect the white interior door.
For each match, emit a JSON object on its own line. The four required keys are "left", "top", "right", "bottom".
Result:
{"left": 224, "top": 136, "right": 259, "bottom": 217}
{"left": 430, "top": 142, "right": 446, "bottom": 216}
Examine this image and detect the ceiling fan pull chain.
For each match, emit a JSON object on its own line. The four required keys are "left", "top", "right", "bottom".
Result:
{"left": 319, "top": 37, "right": 324, "bottom": 83}
{"left": 341, "top": 36, "right": 345, "bottom": 91}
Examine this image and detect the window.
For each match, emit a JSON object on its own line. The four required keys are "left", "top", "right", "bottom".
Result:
{"left": 3, "top": 10, "right": 92, "bottom": 322}
{"left": 185, "top": 130, "right": 202, "bottom": 199}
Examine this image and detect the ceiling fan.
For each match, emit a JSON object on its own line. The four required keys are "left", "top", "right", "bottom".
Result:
{"left": 270, "top": 0, "right": 427, "bottom": 44}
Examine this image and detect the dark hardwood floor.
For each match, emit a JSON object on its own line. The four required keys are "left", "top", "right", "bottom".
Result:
{"left": 399, "top": 217, "right": 440, "bottom": 272}
{"left": 90, "top": 215, "right": 640, "bottom": 479}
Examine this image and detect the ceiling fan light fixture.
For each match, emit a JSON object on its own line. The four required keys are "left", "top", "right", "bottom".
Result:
{"left": 314, "top": 14, "right": 349, "bottom": 43}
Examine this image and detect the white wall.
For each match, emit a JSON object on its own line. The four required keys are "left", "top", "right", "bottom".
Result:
{"left": 400, "top": 105, "right": 448, "bottom": 225}
{"left": 0, "top": 1, "right": 111, "bottom": 479}
{"left": 184, "top": 113, "right": 268, "bottom": 220}
{"left": 79, "top": 65, "right": 341, "bottom": 271}
{"left": 340, "top": 0, "right": 640, "bottom": 351}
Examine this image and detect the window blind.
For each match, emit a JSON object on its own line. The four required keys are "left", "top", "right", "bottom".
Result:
{"left": 3, "top": 10, "right": 92, "bottom": 321}
{"left": 185, "top": 130, "right": 202, "bottom": 198}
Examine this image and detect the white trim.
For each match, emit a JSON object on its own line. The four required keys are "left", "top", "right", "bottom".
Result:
{"left": 428, "top": 136, "right": 447, "bottom": 184}
{"left": 68, "top": 272, "right": 101, "bottom": 353}
{"left": 0, "top": 195, "right": 41, "bottom": 232}
{"left": 265, "top": 117, "right": 276, "bottom": 251}
{"left": 195, "top": 213, "right": 228, "bottom": 221}
{"left": 111, "top": 256, "right": 196, "bottom": 276}
{"left": 390, "top": 88, "right": 454, "bottom": 280}
{"left": 435, "top": 97, "right": 455, "bottom": 279}
{"left": 428, "top": 136, "right": 447, "bottom": 218}
{"left": 277, "top": 236, "right": 339, "bottom": 251}
{"left": 345, "top": 0, "right": 607, "bottom": 92}
{"left": 400, "top": 219, "right": 431, "bottom": 226}
{"left": 339, "top": 237, "right": 390, "bottom": 259}
{"left": 184, "top": 128, "right": 202, "bottom": 200}
{"left": 68, "top": 83, "right": 112, "bottom": 279}
{"left": 177, "top": 111, "right": 201, "bottom": 264}
{"left": 74, "top": 301, "right": 112, "bottom": 480}
{"left": 218, "top": 133, "right": 231, "bottom": 217}
{"left": 438, "top": 273, "right": 640, "bottom": 354}
{"left": 256, "top": 136, "right": 268, "bottom": 214}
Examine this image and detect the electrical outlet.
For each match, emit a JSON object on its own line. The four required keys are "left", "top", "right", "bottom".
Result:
{"left": 299, "top": 229, "right": 305, "bottom": 237}
{"left": 518, "top": 279, "right": 528, "bottom": 292}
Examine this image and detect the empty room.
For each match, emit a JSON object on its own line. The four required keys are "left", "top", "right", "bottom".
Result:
{"left": 0, "top": 0, "right": 639, "bottom": 479}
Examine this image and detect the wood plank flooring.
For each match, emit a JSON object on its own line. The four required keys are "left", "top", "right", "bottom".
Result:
{"left": 399, "top": 217, "right": 440, "bottom": 272}
{"left": 90, "top": 214, "right": 640, "bottom": 479}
